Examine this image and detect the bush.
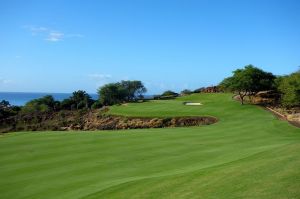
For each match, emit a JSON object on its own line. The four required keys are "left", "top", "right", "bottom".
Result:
{"left": 161, "top": 90, "right": 179, "bottom": 97}
{"left": 77, "top": 101, "right": 86, "bottom": 109}
{"left": 91, "top": 101, "right": 103, "bottom": 109}
{"left": 180, "top": 89, "right": 192, "bottom": 95}
{"left": 193, "top": 87, "right": 205, "bottom": 93}
{"left": 61, "top": 98, "right": 74, "bottom": 110}
{"left": 0, "top": 100, "right": 20, "bottom": 120}
{"left": 21, "top": 95, "right": 60, "bottom": 114}
{"left": 277, "top": 72, "right": 300, "bottom": 107}
{"left": 60, "top": 91, "right": 94, "bottom": 110}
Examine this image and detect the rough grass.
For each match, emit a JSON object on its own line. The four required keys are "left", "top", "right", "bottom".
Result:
{"left": 0, "top": 93, "right": 299, "bottom": 199}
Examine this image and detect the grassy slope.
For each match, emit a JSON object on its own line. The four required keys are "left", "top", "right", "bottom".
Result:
{"left": 0, "top": 93, "right": 299, "bottom": 199}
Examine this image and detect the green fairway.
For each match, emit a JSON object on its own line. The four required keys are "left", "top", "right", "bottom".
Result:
{"left": 0, "top": 93, "right": 299, "bottom": 199}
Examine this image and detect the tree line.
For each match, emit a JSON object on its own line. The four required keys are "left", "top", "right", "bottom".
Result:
{"left": 22, "top": 80, "right": 147, "bottom": 112}
{"left": 0, "top": 80, "right": 147, "bottom": 120}
{"left": 1, "top": 66, "right": 299, "bottom": 121}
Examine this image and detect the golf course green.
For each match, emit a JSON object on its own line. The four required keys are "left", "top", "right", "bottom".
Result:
{"left": 0, "top": 93, "right": 299, "bottom": 199}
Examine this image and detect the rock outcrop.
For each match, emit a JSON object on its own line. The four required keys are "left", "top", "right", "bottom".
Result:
{"left": 0, "top": 110, "right": 217, "bottom": 133}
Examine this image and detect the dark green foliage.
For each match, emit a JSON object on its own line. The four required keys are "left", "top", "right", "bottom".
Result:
{"left": 180, "top": 89, "right": 192, "bottom": 95}
{"left": 0, "top": 100, "right": 10, "bottom": 108}
{"left": 277, "top": 72, "right": 300, "bottom": 107}
{"left": 153, "top": 95, "right": 176, "bottom": 100}
{"left": 21, "top": 103, "right": 49, "bottom": 114}
{"left": 77, "top": 101, "right": 86, "bottom": 109}
{"left": 61, "top": 91, "right": 95, "bottom": 110}
{"left": 91, "top": 101, "right": 103, "bottom": 109}
{"left": 98, "top": 83, "right": 127, "bottom": 105}
{"left": 0, "top": 100, "right": 20, "bottom": 120}
{"left": 161, "top": 90, "right": 179, "bottom": 97}
{"left": 21, "top": 95, "right": 59, "bottom": 114}
{"left": 70, "top": 90, "right": 95, "bottom": 109}
{"left": 219, "top": 65, "right": 276, "bottom": 104}
{"left": 61, "top": 98, "right": 74, "bottom": 110}
{"left": 120, "top": 80, "right": 147, "bottom": 101}
{"left": 153, "top": 90, "right": 179, "bottom": 100}
{"left": 219, "top": 77, "right": 235, "bottom": 92}
{"left": 98, "top": 80, "right": 147, "bottom": 105}
{"left": 21, "top": 91, "right": 95, "bottom": 114}
{"left": 193, "top": 87, "right": 205, "bottom": 93}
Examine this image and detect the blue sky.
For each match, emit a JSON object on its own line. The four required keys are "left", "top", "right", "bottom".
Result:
{"left": 0, "top": 0, "right": 299, "bottom": 94}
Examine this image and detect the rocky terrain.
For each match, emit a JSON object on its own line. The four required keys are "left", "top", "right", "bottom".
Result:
{"left": 0, "top": 109, "right": 217, "bottom": 133}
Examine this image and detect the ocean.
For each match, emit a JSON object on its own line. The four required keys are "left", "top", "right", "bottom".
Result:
{"left": 0, "top": 92, "right": 98, "bottom": 106}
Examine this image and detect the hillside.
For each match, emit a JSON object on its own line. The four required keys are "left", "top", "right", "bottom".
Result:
{"left": 0, "top": 93, "right": 299, "bottom": 199}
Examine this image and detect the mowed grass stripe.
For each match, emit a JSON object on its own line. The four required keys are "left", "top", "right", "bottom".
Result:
{"left": 92, "top": 142, "right": 300, "bottom": 199}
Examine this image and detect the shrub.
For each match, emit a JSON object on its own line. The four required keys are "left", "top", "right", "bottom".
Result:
{"left": 91, "top": 101, "right": 103, "bottom": 109}
{"left": 180, "top": 89, "right": 192, "bottom": 95}
{"left": 277, "top": 72, "right": 300, "bottom": 107}
{"left": 161, "top": 90, "right": 179, "bottom": 97}
{"left": 0, "top": 100, "right": 20, "bottom": 120}
{"left": 21, "top": 95, "right": 60, "bottom": 114}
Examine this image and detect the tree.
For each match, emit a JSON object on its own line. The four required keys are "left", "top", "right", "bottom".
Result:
{"left": 120, "top": 80, "right": 147, "bottom": 101}
{"left": 219, "top": 77, "right": 234, "bottom": 92}
{"left": 219, "top": 65, "right": 275, "bottom": 104}
{"left": 277, "top": 72, "right": 300, "bottom": 107}
{"left": 98, "top": 83, "right": 127, "bottom": 105}
{"left": 180, "top": 89, "right": 192, "bottom": 95}
{"left": 70, "top": 90, "right": 94, "bottom": 109}
{"left": 98, "top": 80, "right": 147, "bottom": 105}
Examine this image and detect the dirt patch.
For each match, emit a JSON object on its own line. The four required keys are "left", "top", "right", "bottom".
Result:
{"left": 288, "top": 121, "right": 300, "bottom": 128}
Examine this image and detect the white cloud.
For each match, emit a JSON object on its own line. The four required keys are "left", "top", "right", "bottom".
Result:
{"left": 30, "top": 26, "right": 48, "bottom": 34}
{"left": 88, "top": 74, "right": 112, "bottom": 80}
{"left": 66, "top": 34, "right": 84, "bottom": 38}
{"left": 0, "top": 78, "right": 12, "bottom": 85}
{"left": 23, "top": 25, "right": 83, "bottom": 42}
{"left": 46, "top": 31, "right": 64, "bottom": 42}
{"left": 23, "top": 25, "right": 48, "bottom": 35}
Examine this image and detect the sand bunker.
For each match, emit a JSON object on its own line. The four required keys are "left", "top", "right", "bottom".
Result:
{"left": 183, "top": 102, "right": 202, "bottom": 106}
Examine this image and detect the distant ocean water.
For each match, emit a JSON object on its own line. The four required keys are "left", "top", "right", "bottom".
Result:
{"left": 0, "top": 92, "right": 98, "bottom": 106}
